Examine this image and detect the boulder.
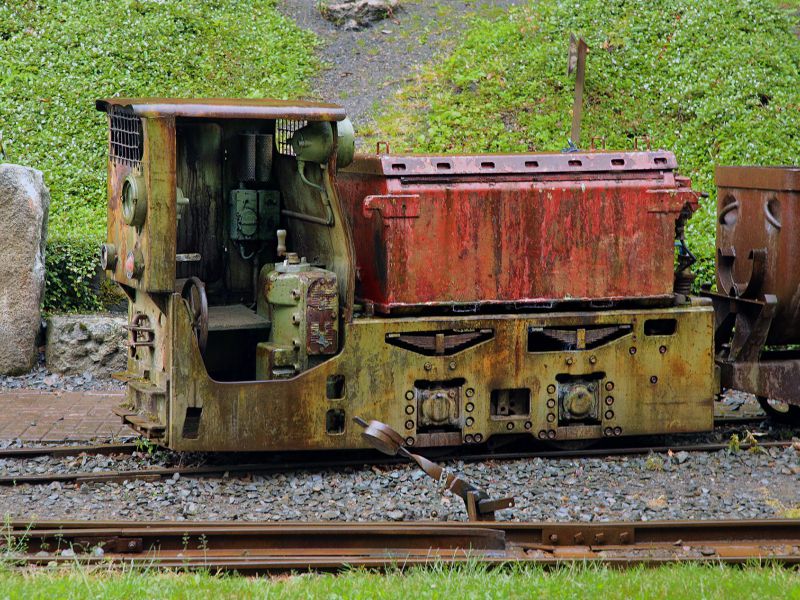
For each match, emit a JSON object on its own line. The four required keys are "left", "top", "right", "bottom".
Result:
{"left": 45, "top": 314, "right": 127, "bottom": 378}
{"left": 0, "top": 164, "right": 49, "bottom": 374}
{"left": 319, "top": 0, "right": 399, "bottom": 27}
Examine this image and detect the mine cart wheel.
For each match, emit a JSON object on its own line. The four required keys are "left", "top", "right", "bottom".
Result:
{"left": 181, "top": 277, "right": 208, "bottom": 356}
{"left": 757, "top": 396, "right": 800, "bottom": 424}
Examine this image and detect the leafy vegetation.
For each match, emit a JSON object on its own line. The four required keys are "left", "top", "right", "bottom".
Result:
{"left": 375, "top": 0, "right": 800, "bottom": 287}
{"left": 0, "top": 563, "right": 798, "bottom": 598}
{"left": 0, "top": 0, "right": 318, "bottom": 311}
{"left": 43, "top": 236, "right": 105, "bottom": 312}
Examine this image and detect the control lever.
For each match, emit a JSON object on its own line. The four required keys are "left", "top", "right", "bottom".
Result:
{"left": 276, "top": 229, "right": 287, "bottom": 257}
{"left": 354, "top": 417, "right": 515, "bottom": 521}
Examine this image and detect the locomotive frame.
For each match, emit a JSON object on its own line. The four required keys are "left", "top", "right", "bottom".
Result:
{"left": 97, "top": 97, "right": 775, "bottom": 453}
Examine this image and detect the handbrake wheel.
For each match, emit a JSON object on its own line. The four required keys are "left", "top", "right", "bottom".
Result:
{"left": 181, "top": 277, "right": 208, "bottom": 356}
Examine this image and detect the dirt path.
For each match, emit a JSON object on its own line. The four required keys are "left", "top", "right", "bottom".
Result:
{"left": 277, "top": 0, "right": 525, "bottom": 147}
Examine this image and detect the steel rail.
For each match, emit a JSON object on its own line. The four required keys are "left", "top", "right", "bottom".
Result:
{"left": 0, "top": 443, "right": 138, "bottom": 459}
{"left": 3, "top": 519, "right": 800, "bottom": 570}
{"left": 0, "top": 411, "right": 764, "bottom": 461}
{"left": 0, "top": 440, "right": 791, "bottom": 486}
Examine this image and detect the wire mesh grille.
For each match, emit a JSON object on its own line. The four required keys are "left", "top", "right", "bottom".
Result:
{"left": 275, "top": 119, "right": 306, "bottom": 156}
{"left": 109, "top": 106, "right": 143, "bottom": 167}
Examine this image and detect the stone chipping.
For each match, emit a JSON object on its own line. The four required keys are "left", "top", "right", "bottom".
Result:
{"left": 0, "top": 434, "right": 798, "bottom": 524}
{"left": 0, "top": 355, "right": 125, "bottom": 392}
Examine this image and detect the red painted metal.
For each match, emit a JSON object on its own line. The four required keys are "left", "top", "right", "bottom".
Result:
{"left": 338, "top": 151, "right": 699, "bottom": 313}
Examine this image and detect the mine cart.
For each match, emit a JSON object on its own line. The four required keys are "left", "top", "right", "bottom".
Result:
{"left": 98, "top": 98, "right": 716, "bottom": 451}
{"left": 708, "top": 166, "right": 800, "bottom": 421}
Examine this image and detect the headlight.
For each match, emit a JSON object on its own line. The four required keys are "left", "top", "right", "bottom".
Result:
{"left": 121, "top": 174, "right": 147, "bottom": 227}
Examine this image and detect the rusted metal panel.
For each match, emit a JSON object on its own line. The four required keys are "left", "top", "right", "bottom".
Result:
{"left": 96, "top": 98, "right": 347, "bottom": 121}
{"left": 715, "top": 165, "right": 800, "bottom": 345}
{"left": 720, "top": 352, "right": 800, "bottom": 404}
{"left": 346, "top": 151, "right": 679, "bottom": 176}
{"left": 338, "top": 151, "right": 697, "bottom": 313}
{"left": 175, "top": 123, "right": 223, "bottom": 283}
{"left": 121, "top": 295, "right": 715, "bottom": 451}
{"left": 105, "top": 115, "right": 177, "bottom": 292}
{"left": 716, "top": 165, "right": 800, "bottom": 192}
{"left": 306, "top": 277, "right": 339, "bottom": 355}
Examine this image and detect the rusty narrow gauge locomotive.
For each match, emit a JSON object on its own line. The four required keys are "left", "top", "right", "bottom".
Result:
{"left": 99, "top": 98, "right": 719, "bottom": 452}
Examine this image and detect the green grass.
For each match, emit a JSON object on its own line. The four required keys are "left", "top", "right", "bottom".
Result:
{"left": 0, "top": 0, "right": 317, "bottom": 239}
{"left": 374, "top": 0, "right": 800, "bottom": 287}
{"left": 0, "top": 0, "right": 318, "bottom": 311}
{"left": 0, "top": 563, "right": 798, "bottom": 599}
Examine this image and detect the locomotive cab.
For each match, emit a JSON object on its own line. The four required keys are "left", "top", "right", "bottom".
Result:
{"left": 99, "top": 98, "right": 717, "bottom": 452}
{"left": 99, "top": 99, "right": 355, "bottom": 441}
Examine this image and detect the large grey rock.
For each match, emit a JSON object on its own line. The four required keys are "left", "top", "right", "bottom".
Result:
{"left": 319, "top": 0, "right": 399, "bottom": 26}
{"left": 0, "top": 164, "right": 49, "bottom": 374}
{"left": 45, "top": 314, "right": 127, "bottom": 377}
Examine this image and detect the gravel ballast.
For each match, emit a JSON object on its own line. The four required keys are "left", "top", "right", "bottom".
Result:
{"left": 0, "top": 357, "right": 124, "bottom": 393}
{"left": 0, "top": 439, "right": 797, "bottom": 524}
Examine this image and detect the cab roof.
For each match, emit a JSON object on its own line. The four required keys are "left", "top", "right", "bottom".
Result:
{"left": 96, "top": 97, "right": 347, "bottom": 121}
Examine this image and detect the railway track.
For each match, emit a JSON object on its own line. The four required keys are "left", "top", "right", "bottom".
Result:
{"left": 3, "top": 519, "right": 800, "bottom": 570}
{"left": 0, "top": 437, "right": 791, "bottom": 486}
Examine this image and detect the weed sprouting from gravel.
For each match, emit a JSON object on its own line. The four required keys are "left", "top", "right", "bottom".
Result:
{"left": 0, "top": 515, "right": 31, "bottom": 568}
{"left": 644, "top": 453, "right": 664, "bottom": 472}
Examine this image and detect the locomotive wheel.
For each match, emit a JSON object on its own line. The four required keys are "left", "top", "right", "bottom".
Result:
{"left": 181, "top": 277, "right": 208, "bottom": 355}
{"left": 757, "top": 396, "right": 800, "bottom": 424}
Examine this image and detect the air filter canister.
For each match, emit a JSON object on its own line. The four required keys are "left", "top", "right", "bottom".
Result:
{"left": 238, "top": 133, "right": 257, "bottom": 182}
